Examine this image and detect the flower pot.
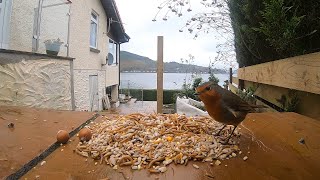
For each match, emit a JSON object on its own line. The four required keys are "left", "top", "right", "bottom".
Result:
{"left": 44, "top": 41, "right": 62, "bottom": 56}
{"left": 46, "top": 50, "right": 59, "bottom": 56}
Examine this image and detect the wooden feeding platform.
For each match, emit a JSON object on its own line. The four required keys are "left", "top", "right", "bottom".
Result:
{"left": 1, "top": 106, "right": 320, "bottom": 180}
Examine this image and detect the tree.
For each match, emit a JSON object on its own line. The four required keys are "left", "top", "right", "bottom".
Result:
{"left": 154, "top": 0, "right": 236, "bottom": 69}
{"left": 154, "top": 0, "right": 320, "bottom": 67}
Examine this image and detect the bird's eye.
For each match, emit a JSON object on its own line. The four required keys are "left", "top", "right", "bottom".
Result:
{"left": 205, "top": 86, "right": 211, "bottom": 91}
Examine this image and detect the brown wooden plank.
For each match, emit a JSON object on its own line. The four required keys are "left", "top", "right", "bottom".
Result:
{"left": 22, "top": 112, "right": 320, "bottom": 180}
{"left": 228, "top": 83, "right": 238, "bottom": 94}
{"left": 244, "top": 81, "right": 320, "bottom": 120}
{"left": 238, "top": 52, "right": 320, "bottom": 95}
{"left": 232, "top": 76, "right": 239, "bottom": 85}
{"left": 157, "top": 36, "right": 164, "bottom": 113}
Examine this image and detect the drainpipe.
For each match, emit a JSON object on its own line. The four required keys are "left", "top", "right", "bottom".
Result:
{"left": 118, "top": 44, "right": 120, "bottom": 100}
{"left": 34, "top": 0, "right": 44, "bottom": 52}
{"left": 66, "top": 3, "right": 71, "bottom": 57}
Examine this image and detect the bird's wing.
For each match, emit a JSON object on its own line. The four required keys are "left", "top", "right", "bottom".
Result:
{"left": 214, "top": 85, "right": 255, "bottom": 113}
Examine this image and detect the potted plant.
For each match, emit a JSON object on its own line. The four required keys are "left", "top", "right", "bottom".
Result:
{"left": 44, "top": 38, "right": 64, "bottom": 56}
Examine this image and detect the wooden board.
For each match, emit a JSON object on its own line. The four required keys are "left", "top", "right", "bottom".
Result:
{"left": 244, "top": 81, "right": 320, "bottom": 120}
{"left": 228, "top": 83, "right": 238, "bottom": 94}
{"left": 157, "top": 36, "right": 164, "bottom": 113}
{"left": 232, "top": 76, "right": 239, "bottom": 85}
{"left": 23, "top": 112, "right": 320, "bottom": 180}
{"left": 238, "top": 52, "right": 320, "bottom": 95}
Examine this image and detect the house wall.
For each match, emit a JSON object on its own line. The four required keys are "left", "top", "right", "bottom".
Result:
{"left": 5, "top": 0, "right": 121, "bottom": 111}
{"left": 9, "top": 0, "right": 38, "bottom": 52}
{"left": 70, "top": 0, "right": 120, "bottom": 111}
{"left": 73, "top": 69, "right": 106, "bottom": 111}
{"left": 0, "top": 51, "right": 73, "bottom": 110}
{"left": 8, "top": 0, "right": 69, "bottom": 55}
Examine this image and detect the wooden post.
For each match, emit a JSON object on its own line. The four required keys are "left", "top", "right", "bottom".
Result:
{"left": 229, "top": 67, "right": 233, "bottom": 84}
{"left": 157, "top": 36, "right": 164, "bottom": 114}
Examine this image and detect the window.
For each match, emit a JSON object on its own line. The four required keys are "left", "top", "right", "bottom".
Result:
{"left": 108, "top": 39, "right": 119, "bottom": 65}
{"left": 0, "top": 0, "right": 11, "bottom": 49}
{"left": 90, "top": 11, "right": 98, "bottom": 48}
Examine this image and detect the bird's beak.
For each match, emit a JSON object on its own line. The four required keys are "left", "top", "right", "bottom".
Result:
{"left": 194, "top": 92, "right": 200, "bottom": 96}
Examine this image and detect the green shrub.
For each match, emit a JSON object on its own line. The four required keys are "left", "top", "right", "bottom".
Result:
{"left": 121, "top": 89, "right": 182, "bottom": 104}
{"left": 208, "top": 73, "right": 219, "bottom": 85}
{"left": 228, "top": 0, "right": 320, "bottom": 67}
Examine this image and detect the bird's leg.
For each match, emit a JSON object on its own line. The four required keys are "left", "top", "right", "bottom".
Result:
{"left": 214, "top": 124, "right": 227, "bottom": 136}
{"left": 221, "top": 125, "right": 238, "bottom": 145}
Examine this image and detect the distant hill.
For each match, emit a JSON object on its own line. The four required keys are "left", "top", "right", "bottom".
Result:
{"left": 120, "top": 51, "right": 226, "bottom": 74}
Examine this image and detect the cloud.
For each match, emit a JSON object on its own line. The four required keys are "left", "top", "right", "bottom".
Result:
{"left": 116, "top": 0, "right": 233, "bottom": 68}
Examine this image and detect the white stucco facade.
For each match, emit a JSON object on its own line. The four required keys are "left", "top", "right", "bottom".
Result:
{"left": 1, "top": 0, "right": 124, "bottom": 111}
{"left": 69, "top": 0, "right": 120, "bottom": 111}
{"left": 73, "top": 69, "right": 106, "bottom": 111}
{"left": 8, "top": 0, "right": 37, "bottom": 52}
{"left": 0, "top": 53, "right": 73, "bottom": 110}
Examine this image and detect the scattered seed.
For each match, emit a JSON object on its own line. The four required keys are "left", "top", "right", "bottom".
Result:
{"left": 299, "top": 138, "right": 305, "bottom": 144}
{"left": 205, "top": 173, "right": 215, "bottom": 179}
{"left": 40, "top": 161, "right": 46, "bottom": 166}
{"left": 74, "top": 113, "right": 242, "bottom": 173}
{"left": 231, "top": 153, "right": 237, "bottom": 157}
{"left": 193, "top": 164, "right": 199, "bottom": 169}
{"left": 215, "top": 160, "right": 221, "bottom": 166}
{"left": 7, "top": 123, "right": 14, "bottom": 128}
{"left": 243, "top": 156, "right": 248, "bottom": 161}
{"left": 158, "top": 166, "right": 167, "bottom": 173}
{"left": 61, "top": 149, "right": 64, "bottom": 152}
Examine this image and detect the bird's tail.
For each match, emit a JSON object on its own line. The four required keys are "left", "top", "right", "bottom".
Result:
{"left": 250, "top": 104, "right": 267, "bottom": 108}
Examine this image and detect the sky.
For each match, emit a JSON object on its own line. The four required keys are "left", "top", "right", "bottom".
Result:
{"left": 115, "top": 0, "right": 228, "bottom": 68}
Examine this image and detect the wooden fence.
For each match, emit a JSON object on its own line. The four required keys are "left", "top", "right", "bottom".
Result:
{"left": 230, "top": 52, "right": 320, "bottom": 120}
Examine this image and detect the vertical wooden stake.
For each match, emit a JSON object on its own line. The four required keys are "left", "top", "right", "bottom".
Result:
{"left": 229, "top": 67, "right": 233, "bottom": 84}
{"left": 157, "top": 36, "right": 164, "bottom": 114}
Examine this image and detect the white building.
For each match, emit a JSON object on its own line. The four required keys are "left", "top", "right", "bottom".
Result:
{"left": 0, "top": 0, "right": 129, "bottom": 111}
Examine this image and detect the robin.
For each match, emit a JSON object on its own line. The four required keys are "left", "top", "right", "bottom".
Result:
{"left": 194, "top": 81, "right": 263, "bottom": 144}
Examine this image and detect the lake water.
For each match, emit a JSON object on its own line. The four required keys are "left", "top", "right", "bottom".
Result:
{"left": 120, "top": 73, "right": 229, "bottom": 90}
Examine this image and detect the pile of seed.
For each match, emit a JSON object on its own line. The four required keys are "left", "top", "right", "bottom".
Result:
{"left": 75, "top": 113, "right": 240, "bottom": 173}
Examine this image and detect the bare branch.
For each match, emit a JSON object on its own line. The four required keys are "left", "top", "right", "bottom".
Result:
{"left": 154, "top": 0, "right": 237, "bottom": 69}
